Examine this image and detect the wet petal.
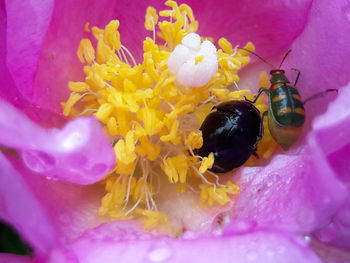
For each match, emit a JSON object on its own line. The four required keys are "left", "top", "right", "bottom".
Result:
{"left": 10, "top": 159, "right": 108, "bottom": 242}
{"left": 48, "top": 222, "right": 321, "bottom": 263}
{"left": 0, "top": 100, "right": 115, "bottom": 184}
{"left": 0, "top": 153, "right": 57, "bottom": 256}
{"left": 231, "top": 106, "right": 348, "bottom": 233}
{"left": 231, "top": 146, "right": 346, "bottom": 234}
{"left": 229, "top": 0, "right": 350, "bottom": 235}
{"left": 312, "top": 85, "right": 350, "bottom": 249}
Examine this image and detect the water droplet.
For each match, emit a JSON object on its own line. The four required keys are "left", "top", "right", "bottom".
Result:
{"left": 22, "top": 150, "right": 56, "bottom": 173}
{"left": 148, "top": 247, "right": 172, "bottom": 262}
{"left": 304, "top": 235, "right": 311, "bottom": 243}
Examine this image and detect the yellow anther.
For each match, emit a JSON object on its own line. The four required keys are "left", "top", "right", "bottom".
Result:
{"left": 63, "top": 93, "right": 82, "bottom": 116}
{"left": 107, "top": 117, "right": 118, "bottom": 135}
{"left": 179, "top": 3, "right": 195, "bottom": 22}
{"left": 218, "top": 37, "right": 233, "bottom": 54}
{"left": 114, "top": 131, "right": 137, "bottom": 165}
{"left": 136, "top": 136, "right": 160, "bottom": 160}
{"left": 161, "top": 154, "right": 188, "bottom": 183}
{"left": 238, "top": 41, "right": 255, "bottom": 55}
{"left": 145, "top": 7, "right": 158, "bottom": 31}
{"left": 92, "top": 26, "right": 104, "bottom": 40}
{"left": 199, "top": 181, "right": 239, "bottom": 206}
{"left": 136, "top": 209, "right": 168, "bottom": 229}
{"left": 228, "top": 90, "right": 252, "bottom": 100}
{"left": 137, "top": 108, "right": 164, "bottom": 136}
{"left": 68, "top": 81, "right": 90, "bottom": 93}
{"left": 77, "top": 39, "right": 95, "bottom": 64}
{"left": 199, "top": 152, "right": 214, "bottom": 173}
{"left": 95, "top": 103, "right": 113, "bottom": 123}
{"left": 123, "top": 79, "right": 137, "bottom": 92}
{"left": 160, "top": 120, "right": 181, "bottom": 144}
{"left": 185, "top": 131, "right": 203, "bottom": 150}
{"left": 144, "top": 54, "right": 159, "bottom": 80}
{"left": 96, "top": 39, "right": 118, "bottom": 64}
{"left": 165, "top": 104, "right": 194, "bottom": 120}
{"left": 104, "top": 20, "right": 121, "bottom": 50}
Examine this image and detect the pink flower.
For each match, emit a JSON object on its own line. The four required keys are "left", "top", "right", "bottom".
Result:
{"left": 1, "top": 0, "right": 350, "bottom": 262}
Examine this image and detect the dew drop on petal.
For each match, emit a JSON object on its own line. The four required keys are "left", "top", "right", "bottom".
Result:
{"left": 22, "top": 150, "right": 56, "bottom": 173}
{"left": 147, "top": 247, "right": 172, "bottom": 262}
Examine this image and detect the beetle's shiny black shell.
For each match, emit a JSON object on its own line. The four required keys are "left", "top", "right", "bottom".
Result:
{"left": 196, "top": 100, "right": 262, "bottom": 173}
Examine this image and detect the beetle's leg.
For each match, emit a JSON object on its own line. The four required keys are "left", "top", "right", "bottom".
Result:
{"left": 258, "top": 111, "right": 268, "bottom": 141}
{"left": 291, "top": 68, "right": 301, "bottom": 86}
{"left": 303, "top": 89, "right": 338, "bottom": 105}
{"left": 244, "top": 88, "right": 270, "bottom": 104}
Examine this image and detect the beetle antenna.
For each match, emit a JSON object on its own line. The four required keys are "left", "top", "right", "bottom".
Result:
{"left": 237, "top": 47, "right": 276, "bottom": 68}
{"left": 278, "top": 49, "right": 292, "bottom": 69}
{"left": 303, "top": 89, "right": 338, "bottom": 105}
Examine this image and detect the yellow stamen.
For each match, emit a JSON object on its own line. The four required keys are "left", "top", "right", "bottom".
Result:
{"left": 199, "top": 152, "right": 214, "bottom": 173}
{"left": 104, "top": 20, "right": 121, "bottom": 50}
{"left": 145, "top": 7, "right": 159, "bottom": 31}
{"left": 161, "top": 154, "right": 188, "bottom": 183}
{"left": 63, "top": 1, "right": 276, "bottom": 229}
{"left": 77, "top": 39, "right": 95, "bottom": 64}
{"left": 185, "top": 131, "right": 203, "bottom": 150}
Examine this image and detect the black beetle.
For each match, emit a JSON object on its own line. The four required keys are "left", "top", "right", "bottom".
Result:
{"left": 195, "top": 100, "right": 262, "bottom": 173}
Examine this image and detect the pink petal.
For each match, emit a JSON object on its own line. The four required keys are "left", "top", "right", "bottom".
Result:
{"left": 228, "top": 0, "right": 350, "bottom": 235}
{"left": 311, "top": 240, "right": 350, "bottom": 263}
{"left": 192, "top": 0, "right": 312, "bottom": 57}
{"left": 284, "top": 0, "right": 350, "bottom": 119}
{"left": 0, "top": 100, "right": 115, "bottom": 184}
{"left": 15, "top": 162, "right": 109, "bottom": 242}
{"left": 231, "top": 145, "right": 346, "bottom": 234}
{"left": 48, "top": 221, "right": 322, "bottom": 263}
{"left": 32, "top": 0, "right": 168, "bottom": 113}
{"left": 0, "top": 2, "right": 25, "bottom": 107}
{"left": 32, "top": 0, "right": 120, "bottom": 113}
{"left": 230, "top": 88, "right": 349, "bottom": 234}
{"left": 0, "top": 152, "right": 57, "bottom": 257}
{"left": 0, "top": 254, "right": 34, "bottom": 263}
{"left": 5, "top": 0, "right": 54, "bottom": 100}
{"left": 312, "top": 85, "right": 350, "bottom": 249}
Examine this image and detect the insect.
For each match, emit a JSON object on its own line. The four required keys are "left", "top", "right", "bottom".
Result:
{"left": 242, "top": 49, "right": 337, "bottom": 150}
{"left": 195, "top": 100, "right": 262, "bottom": 173}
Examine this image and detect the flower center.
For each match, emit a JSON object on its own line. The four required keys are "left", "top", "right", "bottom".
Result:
{"left": 63, "top": 0, "right": 276, "bottom": 232}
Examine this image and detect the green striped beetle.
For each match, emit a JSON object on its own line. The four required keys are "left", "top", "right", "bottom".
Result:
{"left": 244, "top": 50, "right": 336, "bottom": 150}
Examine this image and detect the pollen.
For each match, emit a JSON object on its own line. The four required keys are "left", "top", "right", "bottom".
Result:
{"left": 64, "top": 0, "right": 275, "bottom": 230}
{"left": 199, "top": 152, "right": 214, "bottom": 173}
